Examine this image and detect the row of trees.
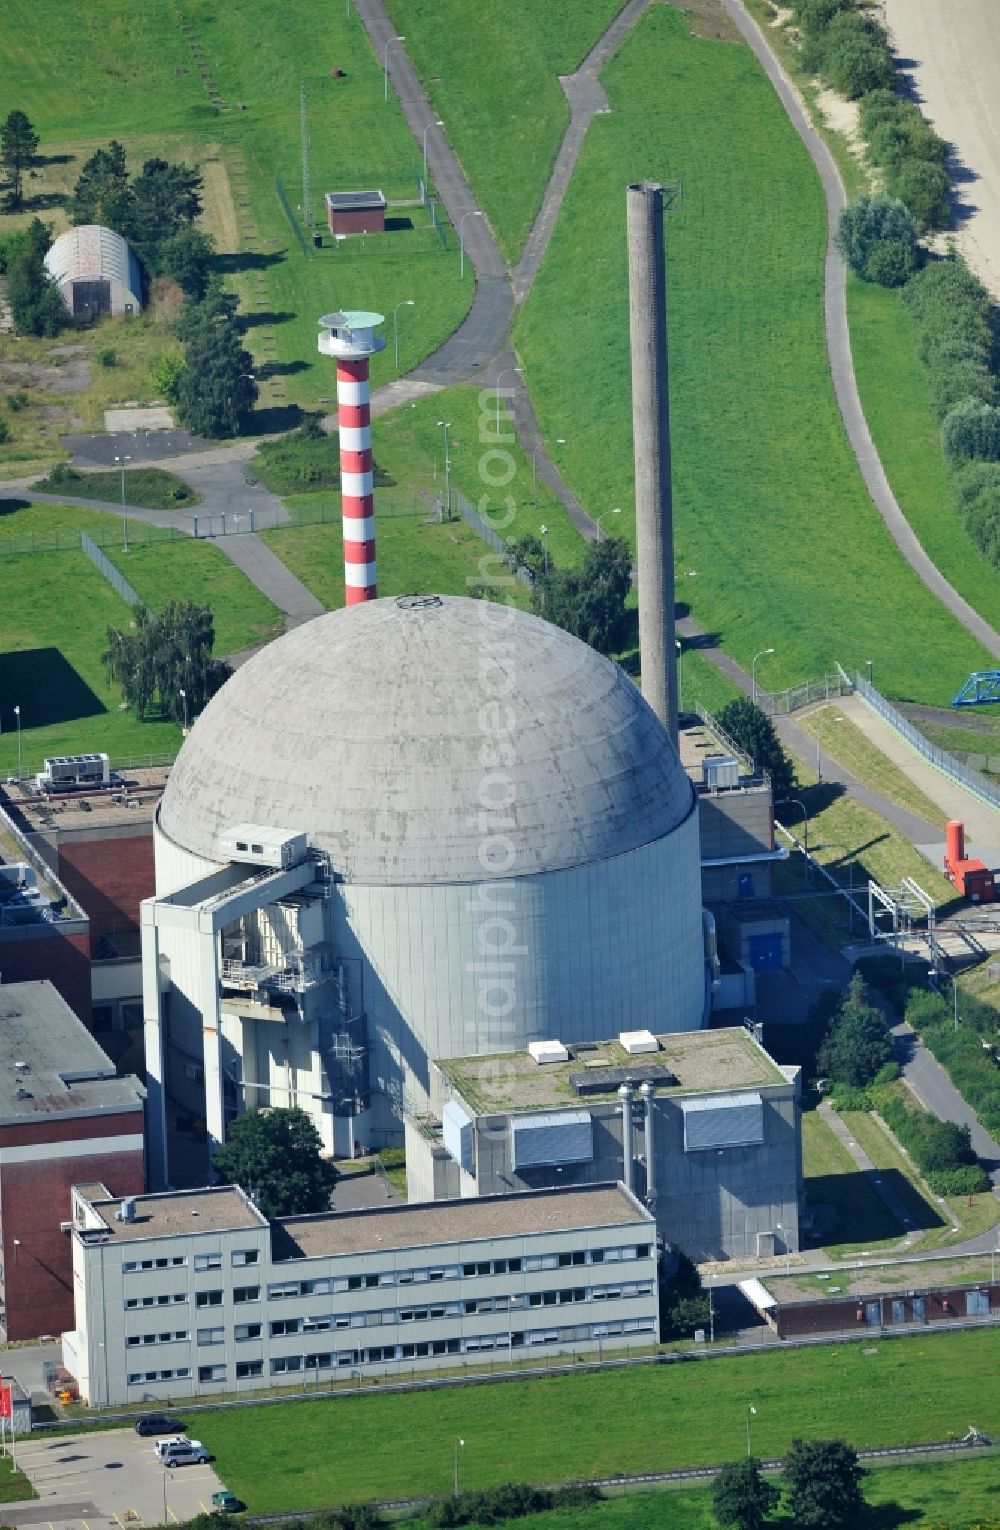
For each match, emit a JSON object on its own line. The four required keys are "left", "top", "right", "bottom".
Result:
{"left": 486, "top": 534, "right": 633, "bottom": 658}
{"left": 794, "top": 0, "right": 893, "bottom": 100}
{"left": 102, "top": 600, "right": 228, "bottom": 723}
{"left": 70, "top": 139, "right": 214, "bottom": 295}
{"left": 714, "top": 1439, "right": 866, "bottom": 1530}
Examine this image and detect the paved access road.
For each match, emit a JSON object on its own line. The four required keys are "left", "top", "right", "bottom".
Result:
{"left": 7, "top": 1428, "right": 225, "bottom": 1530}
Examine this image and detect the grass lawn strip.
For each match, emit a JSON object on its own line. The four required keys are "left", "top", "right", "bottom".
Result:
{"left": 515, "top": 6, "right": 992, "bottom": 707}
{"left": 841, "top": 1109, "right": 1000, "bottom": 1253}
{"left": 380, "top": 0, "right": 627, "bottom": 264}
{"left": 404, "top": 1455, "right": 1000, "bottom": 1530}
{"left": 797, "top": 705, "right": 948, "bottom": 830}
{"left": 35, "top": 466, "right": 200, "bottom": 510}
{"left": 0, "top": 550, "right": 181, "bottom": 777}
{"left": 801, "top": 1109, "right": 907, "bottom": 1255}
{"left": 103, "top": 541, "right": 284, "bottom": 656}
{"left": 0, "top": 1456, "right": 36, "bottom": 1504}
{"left": 194, "top": 1326, "right": 1000, "bottom": 1510}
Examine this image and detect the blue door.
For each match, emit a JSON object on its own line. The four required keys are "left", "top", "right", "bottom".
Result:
{"left": 748, "top": 933, "right": 783, "bottom": 971}
{"left": 738, "top": 873, "right": 753, "bottom": 899}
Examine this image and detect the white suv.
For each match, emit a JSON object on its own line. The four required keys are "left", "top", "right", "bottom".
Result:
{"left": 160, "top": 1440, "right": 211, "bottom": 1466}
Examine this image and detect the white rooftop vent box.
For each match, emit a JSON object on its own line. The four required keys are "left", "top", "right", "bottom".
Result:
{"left": 619, "top": 1029, "right": 658, "bottom": 1056}
{"left": 703, "top": 755, "right": 740, "bottom": 789}
{"left": 528, "top": 1039, "right": 569, "bottom": 1065}
{"left": 219, "top": 824, "right": 309, "bottom": 870}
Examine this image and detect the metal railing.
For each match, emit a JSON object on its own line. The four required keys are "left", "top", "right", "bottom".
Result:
{"left": 755, "top": 671, "right": 854, "bottom": 717}
{"left": 451, "top": 488, "right": 533, "bottom": 588}
{"left": 0, "top": 522, "right": 183, "bottom": 556}
{"left": 81, "top": 533, "right": 140, "bottom": 607}
{"left": 693, "top": 703, "right": 770, "bottom": 786}
{"left": 849, "top": 666, "right": 1000, "bottom": 814}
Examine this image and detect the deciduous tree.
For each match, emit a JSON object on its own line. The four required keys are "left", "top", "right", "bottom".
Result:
{"left": 711, "top": 1457, "right": 779, "bottom": 1530}
{"left": 817, "top": 972, "right": 893, "bottom": 1088}
{"left": 782, "top": 1438, "right": 867, "bottom": 1529}
{"left": 5, "top": 218, "right": 64, "bottom": 336}
{"left": 212, "top": 1108, "right": 337, "bottom": 1218}
{"left": 714, "top": 697, "right": 795, "bottom": 798}
{"left": 532, "top": 535, "right": 632, "bottom": 656}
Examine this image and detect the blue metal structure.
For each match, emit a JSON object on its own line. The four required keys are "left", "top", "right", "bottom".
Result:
{"left": 952, "top": 671, "right": 1000, "bottom": 707}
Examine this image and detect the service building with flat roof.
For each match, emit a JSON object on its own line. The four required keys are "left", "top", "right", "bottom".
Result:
{"left": 0, "top": 981, "right": 144, "bottom": 1339}
{"left": 64, "top": 1181, "right": 658, "bottom": 1405}
{"left": 405, "top": 1027, "right": 802, "bottom": 1262}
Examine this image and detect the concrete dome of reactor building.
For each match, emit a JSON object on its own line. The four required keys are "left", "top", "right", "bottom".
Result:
{"left": 150, "top": 595, "right": 707, "bottom": 1147}
{"left": 158, "top": 595, "right": 694, "bottom": 884}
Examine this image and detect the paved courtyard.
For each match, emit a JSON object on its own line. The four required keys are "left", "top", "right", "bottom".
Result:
{"left": 5, "top": 1428, "right": 226, "bottom": 1529}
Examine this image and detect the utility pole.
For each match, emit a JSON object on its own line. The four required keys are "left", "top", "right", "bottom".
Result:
{"left": 300, "top": 83, "right": 312, "bottom": 228}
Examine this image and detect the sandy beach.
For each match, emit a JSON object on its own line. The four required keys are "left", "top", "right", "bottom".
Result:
{"left": 882, "top": 0, "right": 1000, "bottom": 297}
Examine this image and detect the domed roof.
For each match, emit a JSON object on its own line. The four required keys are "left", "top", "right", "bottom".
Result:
{"left": 158, "top": 596, "right": 694, "bottom": 884}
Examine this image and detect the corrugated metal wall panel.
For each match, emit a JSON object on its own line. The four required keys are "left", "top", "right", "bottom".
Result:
{"left": 442, "top": 1100, "right": 474, "bottom": 1172}
{"left": 511, "top": 1110, "right": 593, "bottom": 1169}
{"left": 682, "top": 1092, "right": 763, "bottom": 1151}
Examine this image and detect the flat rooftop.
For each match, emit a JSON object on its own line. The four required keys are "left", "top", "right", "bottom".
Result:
{"left": 85, "top": 1186, "right": 266, "bottom": 1241}
{"left": 275, "top": 1184, "right": 649, "bottom": 1261}
{"left": 326, "top": 190, "right": 386, "bottom": 210}
{"left": 1, "top": 768, "right": 167, "bottom": 834}
{"left": 435, "top": 1027, "right": 786, "bottom": 1115}
{"left": 678, "top": 720, "right": 764, "bottom": 790}
{"left": 760, "top": 1254, "right": 1000, "bottom": 1305}
{"left": 0, "top": 981, "right": 143, "bottom": 1122}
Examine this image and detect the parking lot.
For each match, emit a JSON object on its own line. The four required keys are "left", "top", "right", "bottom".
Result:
{"left": 3, "top": 1428, "right": 227, "bottom": 1529}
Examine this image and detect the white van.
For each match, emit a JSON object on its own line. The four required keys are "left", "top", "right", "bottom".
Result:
{"left": 161, "top": 1440, "right": 211, "bottom": 1467}
{"left": 153, "top": 1436, "right": 187, "bottom": 1460}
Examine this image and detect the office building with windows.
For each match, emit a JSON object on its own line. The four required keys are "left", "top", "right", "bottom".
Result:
{"left": 63, "top": 1181, "right": 658, "bottom": 1405}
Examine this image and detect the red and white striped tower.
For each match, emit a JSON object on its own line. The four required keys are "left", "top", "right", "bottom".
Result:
{"left": 318, "top": 310, "right": 386, "bottom": 605}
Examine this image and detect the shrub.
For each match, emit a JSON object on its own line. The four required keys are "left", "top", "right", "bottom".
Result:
{"left": 7, "top": 390, "right": 28, "bottom": 412}
{"left": 153, "top": 352, "right": 185, "bottom": 407}
{"left": 942, "top": 399, "right": 1000, "bottom": 463}
{"left": 927, "top": 357, "right": 997, "bottom": 421}
{"left": 885, "top": 157, "right": 950, "bottom": 232}
{"left": 823, "top": 12, "right": 894, "bottom": 97}
{"left": 97, "top": 346, "right": 117, "bottom": 368}
{"left": 904, "top": 259, "right": 994, "bottom": 362}
{"left": 836, "top": 195, "right": 919, "bottom": 285}
{"left": 0, "top": 419, "right": 8, "bottom": 444}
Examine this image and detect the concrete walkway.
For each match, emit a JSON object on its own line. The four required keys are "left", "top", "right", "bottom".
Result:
{"left": 352, "top": 0, "right": 512, "bottom": 385}
{"left": 719, "top": 0, "right": 1000, "bottom": 662}
{"left": 510, "top": 0, "right": 656, "bottom": 304}
{"left": 891, "top": 1017, "right": 1000, "bottom": 1190}
{"left": 213, "top": 532, "right": 323, "bottom": 624}
{"left": 838, "top": 693, "right": 1000, "bottom": 847}
{"left": 818, "top": 1100, "right": 925, "bottom": 1245}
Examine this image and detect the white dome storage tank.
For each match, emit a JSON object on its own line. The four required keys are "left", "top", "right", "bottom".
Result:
{"left": 152, "top": 595, "right": 704, "bottom": 1133}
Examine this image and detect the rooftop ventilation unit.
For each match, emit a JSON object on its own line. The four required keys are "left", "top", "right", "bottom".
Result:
{"left": 620, "top": 1030, "right": 658, "bottom": 1055}
{"left": 116, "top": 1196, "right": 137, "bottom": 1224}
{"left": 528, "top": 1039, "right": 569, "bottom": 1065}
{"left": 703, "top": 756, "right": 740, "bottom": 789}
{"left": 36, "top": 753, "right": 110, "bottom": 791}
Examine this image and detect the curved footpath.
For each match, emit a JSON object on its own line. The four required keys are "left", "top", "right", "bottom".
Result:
{"left": 718, "top": 0, "right": 1000, "bottom": 662}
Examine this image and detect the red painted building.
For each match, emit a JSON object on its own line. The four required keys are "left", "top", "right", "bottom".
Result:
{"left": 325, "top": 190, "right": 387, "bottom": 235}
{"left": 0, "top": 981, "right": 145, "bottom": 1340}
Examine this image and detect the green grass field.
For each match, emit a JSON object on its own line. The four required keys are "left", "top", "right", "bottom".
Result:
{"left": 0, "top": 0, "right": 472, "bottom": 424}
{"left": 515, "top": 7, "right": 992, "bottom": 706}
{"left": 104, "top": 540, "right": 283, "bottom": 655}
{"left": 848, "top": 275, "right": 1000, "bottom": 638}
{"left": 405, "top": 1454, "right": 1000, "bottom": 1529}
{"left": 35, "top": 466, "right": 199, "bottom": 510}
{"left": 801, "top": 1109, "right": 910, "bottom": 1254}
{"left": 381, "top": 0, "right": 626, "bottom": 262}
{"left": 194, "top": 1327, "right": 1000, "bottom": 1511}
{"left": 796, "top": 705, "right": 947, "bottom": 829}
{"left": 0, "top": 550, "right": 181, "bottom": 775}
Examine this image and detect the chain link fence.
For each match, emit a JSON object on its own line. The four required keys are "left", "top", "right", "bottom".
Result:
{"left": 846, "top": 665, "right": 1000, "bottom": 814}
{"left": 755, "top": 672, "right": 854, "bottom": 716}
{"left": 81, "top": 533, "right": 140, "bottom": 606}
{"left": 0, "top": 521, "right": 183, "bottom": 557}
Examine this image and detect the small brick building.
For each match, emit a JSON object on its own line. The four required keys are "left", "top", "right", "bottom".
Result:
{"left": 325, "top": 190, "right": 387, "bottom": 235}
{"left": 0, "top": 981, "right": 145, "bottom": 1340}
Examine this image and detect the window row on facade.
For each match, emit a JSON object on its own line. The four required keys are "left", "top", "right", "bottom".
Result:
{"left": 122, "top": 1249, "right": 260, "bottom": 1275}
{"left": 126, "top": 1317, "right": 658, "bottom": 1386}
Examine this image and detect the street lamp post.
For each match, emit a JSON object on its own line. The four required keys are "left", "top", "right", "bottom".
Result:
{"left": 776, "top": 798, "right": 809, "bottom": 882}
{"left": 383, "top": 36, "right": 405, "bottom": 102}
{"left": 746, "top": 1404, "right": 757, "bottom": 1457}
{"left": 13, "top": 705, "right": 21, "bottom": 780}
{"left": 454, "top": 1437, "right": 465, "bottom": 1495}
{"left": 676, "top": 639, "right": 683, "bottom": 714}
{"left": 708, "top": 1273, "right": 715, "bottom": 1345}
{"left": 393, "top": 299, "right": 414, "bottom": 372}
{"left": 423, "top": 118, "right": 444, "bottom": 184}
{"left": 179, "top": 688, "right": 188, "bottom": 729}
{"left": 751, "top": 647, "right": 775, "bottom": 704}
{"left": 539, "top": 525, "right": 549, "bottom": 576}
{"left": 495, "top": 367, "right": 522, "bottom": 436}
{"left": 437, "top": 421, "right": 452, "bottom": 518}
{"left": 595, "top": 506, "right": 622, "bottom": 541}
{"left": 459, "top": 211, "right": 481, "bottom": 279}
{"left": 114, "top": 454, "right": 131, "bottom": 551}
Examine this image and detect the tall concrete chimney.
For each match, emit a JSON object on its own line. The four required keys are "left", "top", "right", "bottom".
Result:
{"left": 627, "top": 182, "right": 677, "bottom": 744}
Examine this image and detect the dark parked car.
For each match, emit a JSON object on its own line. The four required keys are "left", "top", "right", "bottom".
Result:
{"left": 134, "top": 1414, "right": 183, "bottom": 1438}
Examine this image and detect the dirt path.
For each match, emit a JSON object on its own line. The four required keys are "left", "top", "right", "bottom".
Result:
{"left": 882, "top": 0, "right": 1000, "bottom": 301}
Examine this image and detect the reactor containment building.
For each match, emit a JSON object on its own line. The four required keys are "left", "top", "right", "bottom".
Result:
{"left": 141, "top": 595, "right": 707, "bottom": 1185}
